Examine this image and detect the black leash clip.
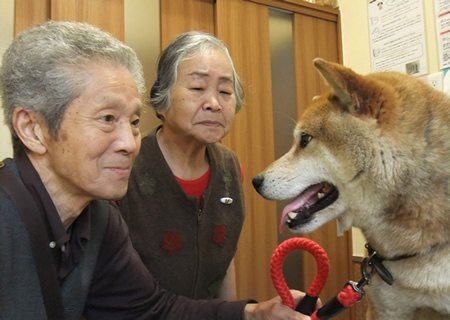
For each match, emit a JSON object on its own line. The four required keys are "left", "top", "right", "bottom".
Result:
{"left": 364, "top": 244, "right": 394, "bottom": 286}
{"left": 357, "top": 251, "right": 377, "bottom": 289}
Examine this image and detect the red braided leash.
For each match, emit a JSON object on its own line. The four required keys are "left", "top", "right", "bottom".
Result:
{"left": 271, "top": 237, "right": 365, "bottom": 319}
{"left": 270, "top": 237, "right": 330, "bottom": 309}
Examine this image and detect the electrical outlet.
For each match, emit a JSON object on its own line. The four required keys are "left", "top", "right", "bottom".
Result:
{"left": 427, "top": 72, "right": 443, "bottom": 91}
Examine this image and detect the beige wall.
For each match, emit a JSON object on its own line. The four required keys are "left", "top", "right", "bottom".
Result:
{"left": 124, "top": 0, "right": 160, "bottom": 131}
{"left": 0, "top": 0, "right": 441, "bottom": 255}
{"left": 339, "top": 0, "right": 439, "bottom": 74}
{"left": 0, "top": 0, "right": 14, "bottom": 159}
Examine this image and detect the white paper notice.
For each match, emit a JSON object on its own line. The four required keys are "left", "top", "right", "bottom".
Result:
{"left": 368, "top": 0, "right": 427, "bottom": 75}
{"left": 434, "top": 0, "right": 450, "bottom": 69}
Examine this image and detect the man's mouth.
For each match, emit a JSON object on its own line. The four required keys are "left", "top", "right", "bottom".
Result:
{"left": 105, "top": 165, "right": 132, "bottom": 177}
{"left": 279, "top": 182, "right": 339, "bottom": 233}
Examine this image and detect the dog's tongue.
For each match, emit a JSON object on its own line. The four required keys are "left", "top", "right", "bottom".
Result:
{"left": 279, "top": 184, "right": 323, "bottom": 233}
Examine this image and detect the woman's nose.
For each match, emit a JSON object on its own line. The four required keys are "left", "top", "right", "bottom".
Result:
{"left": 203, "top": 92, "right": 221, "bottom": 112}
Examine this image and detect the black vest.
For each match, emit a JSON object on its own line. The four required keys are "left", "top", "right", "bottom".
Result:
{"left": 119, "top": 130, "right": 245, "bottom": 299}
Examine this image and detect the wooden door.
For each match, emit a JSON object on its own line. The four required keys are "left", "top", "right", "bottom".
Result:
{"left": 215, "top": 0, "right": 279, "bottom": 302}
{"left": 160, "top": 0, "right": 215, "bottom": 48}
{"left": 159, "top": 0, "right": 279, "bottom": 302}
{"left": 14, "top": 0, "right": 124, "bottom": 40}
{"left": 50, "top": 0, "right": 124, "bottom": 40}
{"left": 221, "top": 3, "right": 352, "bottom": 319}
{"left": 293, "top": 11, "right": 353, "bottom": 320}
{"left": 14, "top": 0, "right": 49, "bottom": 36}
{"left": 247, "top": 2, "right": 351, "bottom": 319}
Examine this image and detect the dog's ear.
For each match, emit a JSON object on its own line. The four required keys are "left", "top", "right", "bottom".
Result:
{"left": 314, "top": 58, "right": 353, "bottom": 106}
{"left": 313, "top": 58, "right": 376, "bottom": 118}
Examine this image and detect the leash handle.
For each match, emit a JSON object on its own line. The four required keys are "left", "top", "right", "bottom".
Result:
{"left": 295, "top": 293, "right": 319, "bottom": 315}
{"left": 271, "top": 237, "right": 370, "bottom": 319}
{"left": 270, "top": 238, "right": 330, "bottom": 312}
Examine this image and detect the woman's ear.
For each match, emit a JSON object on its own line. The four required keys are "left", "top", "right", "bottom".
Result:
{"left": 12, "top": 107, "right": 48, "bottom": 155}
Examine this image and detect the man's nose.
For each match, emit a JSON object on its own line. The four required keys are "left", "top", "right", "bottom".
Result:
{"left": 117, "top": 121, "right": 139, "bottom": 154}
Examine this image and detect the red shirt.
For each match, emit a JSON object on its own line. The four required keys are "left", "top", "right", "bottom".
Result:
{"left": 176, "top": 164, "right": 244, "bottom": 200}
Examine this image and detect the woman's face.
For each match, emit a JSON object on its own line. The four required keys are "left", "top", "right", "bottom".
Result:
{"left": 161, "top": 48, "right": 237, "bottom": 145}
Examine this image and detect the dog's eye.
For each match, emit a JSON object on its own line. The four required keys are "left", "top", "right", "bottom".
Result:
{"left": 300, "top": 132, "right": 312, "bottom": 149}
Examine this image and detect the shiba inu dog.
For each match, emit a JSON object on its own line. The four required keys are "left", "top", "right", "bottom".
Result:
{"left": 252, "top": 58, "right": 450, "bottom": 320}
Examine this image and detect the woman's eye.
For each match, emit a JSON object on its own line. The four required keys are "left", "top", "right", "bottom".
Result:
{"left": 300, "top": 132, "right": 312, "bottom": 149}
{"left": 191, "top": 87, "right": 204, "bottom": 91}
{"left": 220, "top": 90, "right": 232, "bottom": 95}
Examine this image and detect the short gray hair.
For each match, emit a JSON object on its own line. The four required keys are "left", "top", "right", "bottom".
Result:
{"left": 150, "top": 31, "right": 244, "bottom": 120}
{"left": 0, "top": 21, "right": 145, "bottom": 152}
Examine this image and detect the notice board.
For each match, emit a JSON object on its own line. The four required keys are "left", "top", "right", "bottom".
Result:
{"left": 368, "top": 0, "right": 427, "bottom": 75}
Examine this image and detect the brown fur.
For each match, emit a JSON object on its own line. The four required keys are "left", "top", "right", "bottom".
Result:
{"left": 253, "top": 58, "right": 450, "bottom": 320}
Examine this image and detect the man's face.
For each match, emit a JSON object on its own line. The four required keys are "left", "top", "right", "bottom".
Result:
{"left": 42, "top": 63, "right": 142, "bottom": 202}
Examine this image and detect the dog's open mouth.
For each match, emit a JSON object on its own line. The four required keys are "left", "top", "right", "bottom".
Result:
{"left": 279, "top": 182, "right": 339, "bottom": 233}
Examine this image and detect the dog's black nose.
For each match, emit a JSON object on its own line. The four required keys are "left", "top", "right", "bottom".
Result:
{"left": 252, "top": 175, "right": 264, "bottom": 191}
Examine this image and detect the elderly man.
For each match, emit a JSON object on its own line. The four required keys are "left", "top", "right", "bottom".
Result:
{"left": 0, "top": 21, "right": 311, "bottom": 320}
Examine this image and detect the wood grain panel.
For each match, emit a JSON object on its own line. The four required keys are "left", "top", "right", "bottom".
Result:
{"left": 14, "top": 0, "right": 50, "bottom": 36}
{"left": 51, "top": 0, "right": 124, "bottom": 41}
{"left": 294, "top": 13, "right": 341, "bottom": 115}
{"left": 293, "top": 11, "right": 353, "bottom": 320}
{"left": 352, "top": 257, "right": 368, "bottom": 320}
{"left": 248, "top": 0, "right": 339, "bottom": 22}
{"left": 216, "top": 0, "right": 278, "bottom": 302}
{"left": 160, "top": 0, "right": 215, "bottom": 49}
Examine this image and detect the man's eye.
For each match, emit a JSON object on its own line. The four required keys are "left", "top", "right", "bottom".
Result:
{"left": 131, "top": 118, "right": 140, "bottom": 127}
{"left": 102, "top": 115, "right": 115, "bottom": 122}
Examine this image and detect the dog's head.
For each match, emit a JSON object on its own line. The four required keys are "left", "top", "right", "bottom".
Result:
{"left": 253, "top": 58, "right": 407, "bottom": 234}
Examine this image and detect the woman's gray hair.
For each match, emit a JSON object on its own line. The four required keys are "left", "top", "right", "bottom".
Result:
{"left": 0, "top": 20, "right": 145, "bottom": 152}
{"left": 150, "top": 31, "right": 244, "bottom": 120}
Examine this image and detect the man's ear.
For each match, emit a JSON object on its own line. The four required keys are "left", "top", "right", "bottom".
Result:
{"left": 12, "top": 107, "right": 49, "bottom": 155}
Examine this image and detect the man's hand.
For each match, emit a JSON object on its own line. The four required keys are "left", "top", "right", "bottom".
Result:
{"left": 243, "top": 290, "right": 314, "bottom": 320}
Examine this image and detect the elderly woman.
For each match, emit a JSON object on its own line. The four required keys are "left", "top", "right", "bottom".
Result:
{"left": 119, "top": 31, "right": 245, "bottom": 301}
{"left": 0, "top": 21, "right": 311, "bottom": 320}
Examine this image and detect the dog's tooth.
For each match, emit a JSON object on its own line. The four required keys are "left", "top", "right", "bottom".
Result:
{"left": 318, "top": 192, "right": 324, "bottom": 199}
{"left": 288, "top": 212, "right": 298, "bottom": 220}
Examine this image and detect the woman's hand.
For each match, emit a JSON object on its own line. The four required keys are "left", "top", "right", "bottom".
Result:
{"left": 243, "top": 290, "right": 315, "bottom": 320}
